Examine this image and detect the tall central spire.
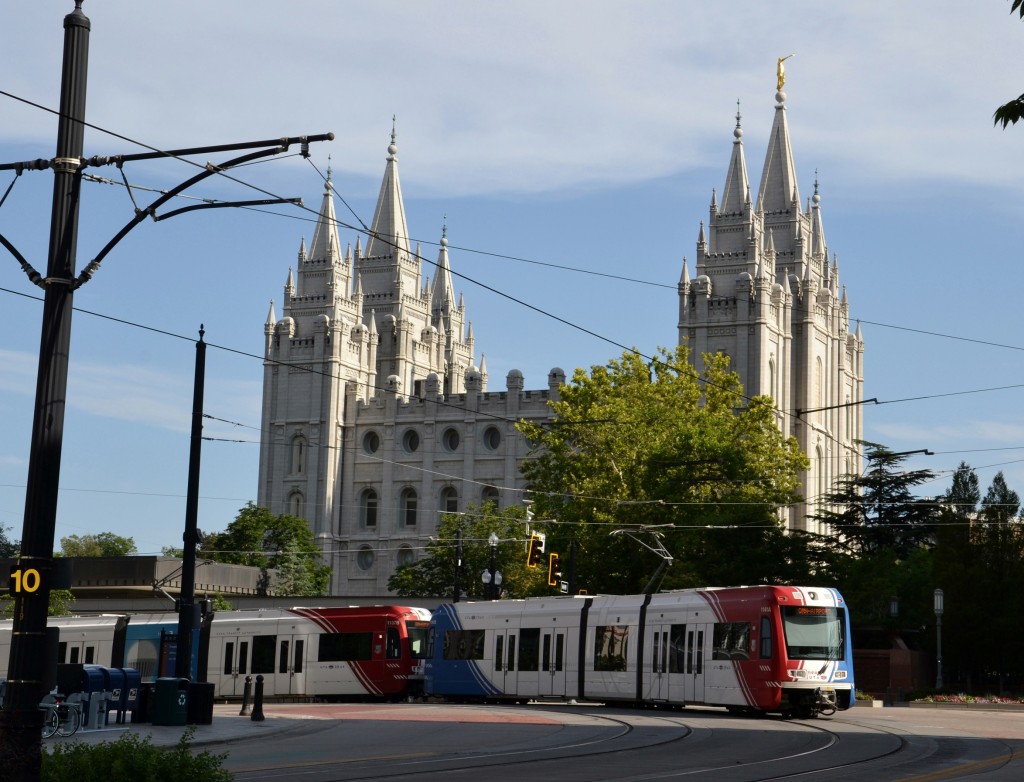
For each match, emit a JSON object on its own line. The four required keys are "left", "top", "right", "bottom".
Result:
{"left": 365, "top": 120, "right": 412, "bottom": 262}
{"left": 756, "top": 89, "right": 800, "bottom": 214}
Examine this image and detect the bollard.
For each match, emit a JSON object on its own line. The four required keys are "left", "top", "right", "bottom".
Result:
{"left": 251, "top": 674, "right": 265, "bottom": 722}
{"left": 239, "top": 675, "right": 252, "bottom": 716}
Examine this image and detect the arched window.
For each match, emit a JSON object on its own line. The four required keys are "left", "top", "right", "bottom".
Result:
{"left": 397, "top": 546, "right": 415, "bottom": 567}
{"left": 815, "top": 445, "right": 826, "bottom": 527}
{"left": 401, "top": 488, "right": 418, "bottom": 526}
{"left": 440, "top": 486, "right": 459, "bottom": 514}
{"left": 291, "top": 435, "right": 306, "bottom": 474}
{"left": 289, "top": 491, "right": 304, "bottom": 519}
{"left": 481, "top": 485, "right": 500, "bottom": 507}
{"left": 768, "top": 358, "right": 776, "bottom": 401}
{"left": 360, "top": 489, "right": 378, "bottom": 528}
{"left": 815, "top": 357, "right": 823, "bottom": 423}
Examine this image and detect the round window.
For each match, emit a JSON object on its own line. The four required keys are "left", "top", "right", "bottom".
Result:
{"left": 442, "top": 427, "right": 460, "bottom": 452}
{"left": 363, "top": 431, "right": 380, "bottom": 454}
{"left": 402, "top": 429, "right": 420, "bottom": 452}
{"left": 483, "top": 425, "right": 502, "bottom": 450}
{"left": 356, "top": 546, "right": 375, "bottom": 571}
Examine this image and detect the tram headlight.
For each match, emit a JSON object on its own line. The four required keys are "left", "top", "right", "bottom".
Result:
{"left": 787, "top": 669, "right": 807, "bottom": 679}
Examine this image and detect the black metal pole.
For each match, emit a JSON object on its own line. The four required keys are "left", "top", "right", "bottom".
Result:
{"left": 175, "top": 327, "right": 205, "bottom": 680}
{"left": 0, "top": 4, "right": 89, "bottom": 778}
{"left": 488, "top": 543, "right": 497, "bottom": 600}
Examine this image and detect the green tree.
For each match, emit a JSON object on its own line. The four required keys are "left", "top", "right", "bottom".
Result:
{"left": 516, "top": 347, "right": 812, "bottom": 595}
{"left": 387, "top": 503, "right": 547, "bottom": 599}
{"left": 199, "top": 502, "right": 330, "bottom": 596}
{"left": 59, "top": 532, "right": 137, "bottom": 557}
{"left": 994, "top": 1, "right": 1024, "bottom": 128}
{"left": 0, "top": 524, "right": 18, "bottom": 557}
{"left": 811, "top": 443, "right": 937, "bottom": 560}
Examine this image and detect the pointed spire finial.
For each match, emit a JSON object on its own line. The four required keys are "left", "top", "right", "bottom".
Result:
{"left": 388, "top": 116, "right": 398, "bottom": 160}
{"left": 813, "top": 169, "right": 821, "bottom": 206}
{"left": 734, "top": 99, "right": 743, "bottom": 142}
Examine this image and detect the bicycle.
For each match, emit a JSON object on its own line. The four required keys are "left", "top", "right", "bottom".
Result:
{"left": 39, "top": 696, "right": 82, "bottom": 738}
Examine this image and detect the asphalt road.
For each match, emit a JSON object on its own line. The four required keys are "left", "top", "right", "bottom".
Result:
{"left": 209, "top": 702, "right": 1024, "bottom": 781}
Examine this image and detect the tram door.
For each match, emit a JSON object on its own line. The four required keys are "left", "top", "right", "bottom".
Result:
{"left": 493, "top": 630, "right": 519, "bottom": 695}
{"left": 682, "top": 625, "right": 707, "bottom": 704}
{"left": 274, "top": 635, "right": 307, "bottom": 696}
{"left": 649, "top": 625, "right": 671, "bottom": 701}
{"left": 216, "top": 636, "right": 250, "bottom": 696}
{"left": 539, "top": 629, "right": 566, "bottom": 697}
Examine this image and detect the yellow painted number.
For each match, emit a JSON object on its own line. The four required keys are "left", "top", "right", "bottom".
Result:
{"left": 10, "top": 567, "right": 41, "bottom": 593}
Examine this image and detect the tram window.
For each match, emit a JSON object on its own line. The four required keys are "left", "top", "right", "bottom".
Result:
{"left": 58, "top": 642, "right": 67, "bottom": 663}
{"left": 669, "top": 625, "right": 686, "bottom": 673}
{"left": 85, "top": 646, "right": 95, "bottom": 664}
{"left": 554, "top": 634, "right": 564, "bottom": 672}
{"left": 495, "top": 635, "right": 504, "bottom": 671}
{"left": 542, "top": 634, "right": 551, "bottom": 672}
{"left": 252, "top": 635, "right": 276, "bottom": 674}
{"left": 239, "top": 642, "right": 249, "bottom": 674}
{"left": 508, "top": 635, "right": 516, "bottom": 671}
{"left": 713, "top": 622, "right": 751, "bottom": 660}
{"left": 319, "top": 632, "right": 372, "bottom": 661}
{"left": 760, "top": 617, "right": 773, "bottom": 659}
{"left": 685, "top": 631, "right": 694, "bottom": 674}
{"left": 519, "top": 629, "right": 540, "bottom": 671}
{"left": 407, "top": 622, "right": 430, "bottom": 659}
{"left": 781, "top": 606, "right": 845, "bottom": 660}
{"left": 224, "top": 642, "right": 234, "bottom": 675}
{"left": 594, "top": 625, "right": 629, "bottom": 672}
{"left": 70, "top": 647, "right": 80, "bottom": 664}
{"left": 386, "top": 627, "right": 401, "bottom": 659}
{"left": 695, "top": 631, "right": 704, "bottom": 674}
{"left": 294, "top": 641, "right": 303, "bottom": 673}
{"left": 279, "top": 640, "right": 289, "bottom": 674}
{"left": 442, "top": 629, "right": 485, "bottom": 660}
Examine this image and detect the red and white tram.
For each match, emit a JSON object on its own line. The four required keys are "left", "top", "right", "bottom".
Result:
{"left": 424, "top": 586, "right": 854, "bottom": 717}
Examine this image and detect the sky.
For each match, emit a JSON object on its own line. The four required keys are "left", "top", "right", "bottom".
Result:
{"left": 1, "top": 1, "right": 1023, "bottom": 556}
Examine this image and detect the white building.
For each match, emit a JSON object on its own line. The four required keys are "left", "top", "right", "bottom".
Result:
{"left": 256, "top": 130, "right": 562, "bottom": 595}
{"left": 259, "top": 87, "right": 865, "bottom": 595}
{"left": 678, "top": 88, "right": 865, "bottom": 531}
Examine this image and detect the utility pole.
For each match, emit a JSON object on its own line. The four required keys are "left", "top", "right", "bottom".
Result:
{"left": 0, "top": 5, "right": 332, "bottom": 777}
{"left": 0, "top": 5, "right": 90, "bottom": 778}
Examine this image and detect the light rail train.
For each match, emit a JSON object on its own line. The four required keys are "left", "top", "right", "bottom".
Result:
{"left": 423, "top": 586, "right": 854, "bottom": 717}
{"left": 0, "top": 605, "right": 432, "bottom": 701}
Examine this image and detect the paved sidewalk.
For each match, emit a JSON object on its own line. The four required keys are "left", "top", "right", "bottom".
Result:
{"left": 44, "top": 703, "right": 304, "bottom": 750}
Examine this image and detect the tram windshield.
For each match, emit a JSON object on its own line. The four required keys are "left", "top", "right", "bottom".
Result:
{"left": 407, "top": 621, "right": 430, "bottom": 659}
{"left": 780, "top": 606, "right": 845, "bottom": 661}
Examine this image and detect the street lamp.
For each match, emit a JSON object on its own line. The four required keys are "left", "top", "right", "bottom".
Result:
{"left": 933, "top": 588, "right": 944, "bottom": 690}
{"left": 481, "top": 532, "right": 502, "bottom": 600}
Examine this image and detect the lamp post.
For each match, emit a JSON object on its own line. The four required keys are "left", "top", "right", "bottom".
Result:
{"left": 933, "top": 588, "right": 944, "bottom": 690}
{"left": 481, "top": 532, "right": 502, "bottom": 600}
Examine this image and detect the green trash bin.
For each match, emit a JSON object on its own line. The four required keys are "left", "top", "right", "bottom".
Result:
{"left": 152, "top": 677, "right": 189, "bottom": 726}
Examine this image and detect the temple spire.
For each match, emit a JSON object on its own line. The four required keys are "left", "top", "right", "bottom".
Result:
{"left": 308, "top": 165, "right": 342, "bottom": 263}
{"left": 719, "top": 100, "right": 750, "bottom": 215}
{"left": 757, "top": 84, "right": 800, "bottom": 214}
{"left": 364, "top": 122, "right": 412, "bottom": 261}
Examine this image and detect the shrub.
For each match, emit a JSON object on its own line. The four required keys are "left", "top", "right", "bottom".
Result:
{"left": 42, "top": 726, "right": 231, "bottom": 782}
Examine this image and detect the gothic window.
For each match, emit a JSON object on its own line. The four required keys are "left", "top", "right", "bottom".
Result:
{"left": 768, "top": 358, "right": 776, "bottom": 401}
{"left": 442, "top": 427, "right": 460, "bottom": 452}
{"left": 291, "top": 435, "right": 306, "bottom": 475}
{"left": 815, "top": 445, "right": 826, "bottom": 523}
{"left": 363, "top": 431, "right": 381, "bottom": 454}
{"left": 815, "top": 357, "right": 823, "bottom": 423}
{"left": 401, "top": 488, "right": 418, "bottom": 526}
{"left": 440, "top": 486, "right": 459, "bottom": 514}
{"left": 289, "top": 491, "right": 304, "bottom": 519}
{"left": 482, "top": 426, "right": 502, "bottom": 451}
{"left": 402, "top": 429, "right": 420, "bottom": 453}
{"left": 481, "top": 485, "right": 500, "bottom": 507}
{"left": 356, "top": 546, "right": 375, "bottom": 571}
{"left": 845, "top": 396, "right": 852, "bottom": 441}
{"left": 397, "top": 546, "right": 415, "bottom": 567}
{"left": 360, "top": 489, "right": 378, "bottom": 528}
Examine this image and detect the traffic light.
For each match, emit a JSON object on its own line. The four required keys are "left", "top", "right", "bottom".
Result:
{"left": 547, "top": 553, "right": 561, "bottom": 586}
{"left": 526, "top": 533, "right": 545, "bottom": 568}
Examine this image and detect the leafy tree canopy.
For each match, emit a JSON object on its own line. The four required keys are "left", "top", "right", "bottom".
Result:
{"left": 199, "top": 502, "right": 330, "bottom": 596}
{"left": 994, "top": 0, "right": 1024, "bottom": 128}
{"left": 388, "top": 503, "right": 548, "bottom": 599}
{"left": 0, "top": 524, "right": 18, "bottom": 558}
{"left": 516, "top": 347, "right": 812, "bottom": 595}
{"left": 59, "top": 532, "right": 137, "bottom": 557}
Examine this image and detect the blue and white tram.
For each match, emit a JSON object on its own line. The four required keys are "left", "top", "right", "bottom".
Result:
{"left": 424, "top": 586, "right": 854, "bottom": 717}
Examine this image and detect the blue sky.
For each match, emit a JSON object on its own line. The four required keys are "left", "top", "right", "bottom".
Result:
{"left": 1, "top": 1, "right": 1023, "bottom": 555}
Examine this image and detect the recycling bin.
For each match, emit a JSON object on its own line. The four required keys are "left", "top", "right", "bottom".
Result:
{"left": 152, "top": 677, "right": 189, "bottom": 726}
{"left": 187, "top": 681, "right": 215, "bottom": 725}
